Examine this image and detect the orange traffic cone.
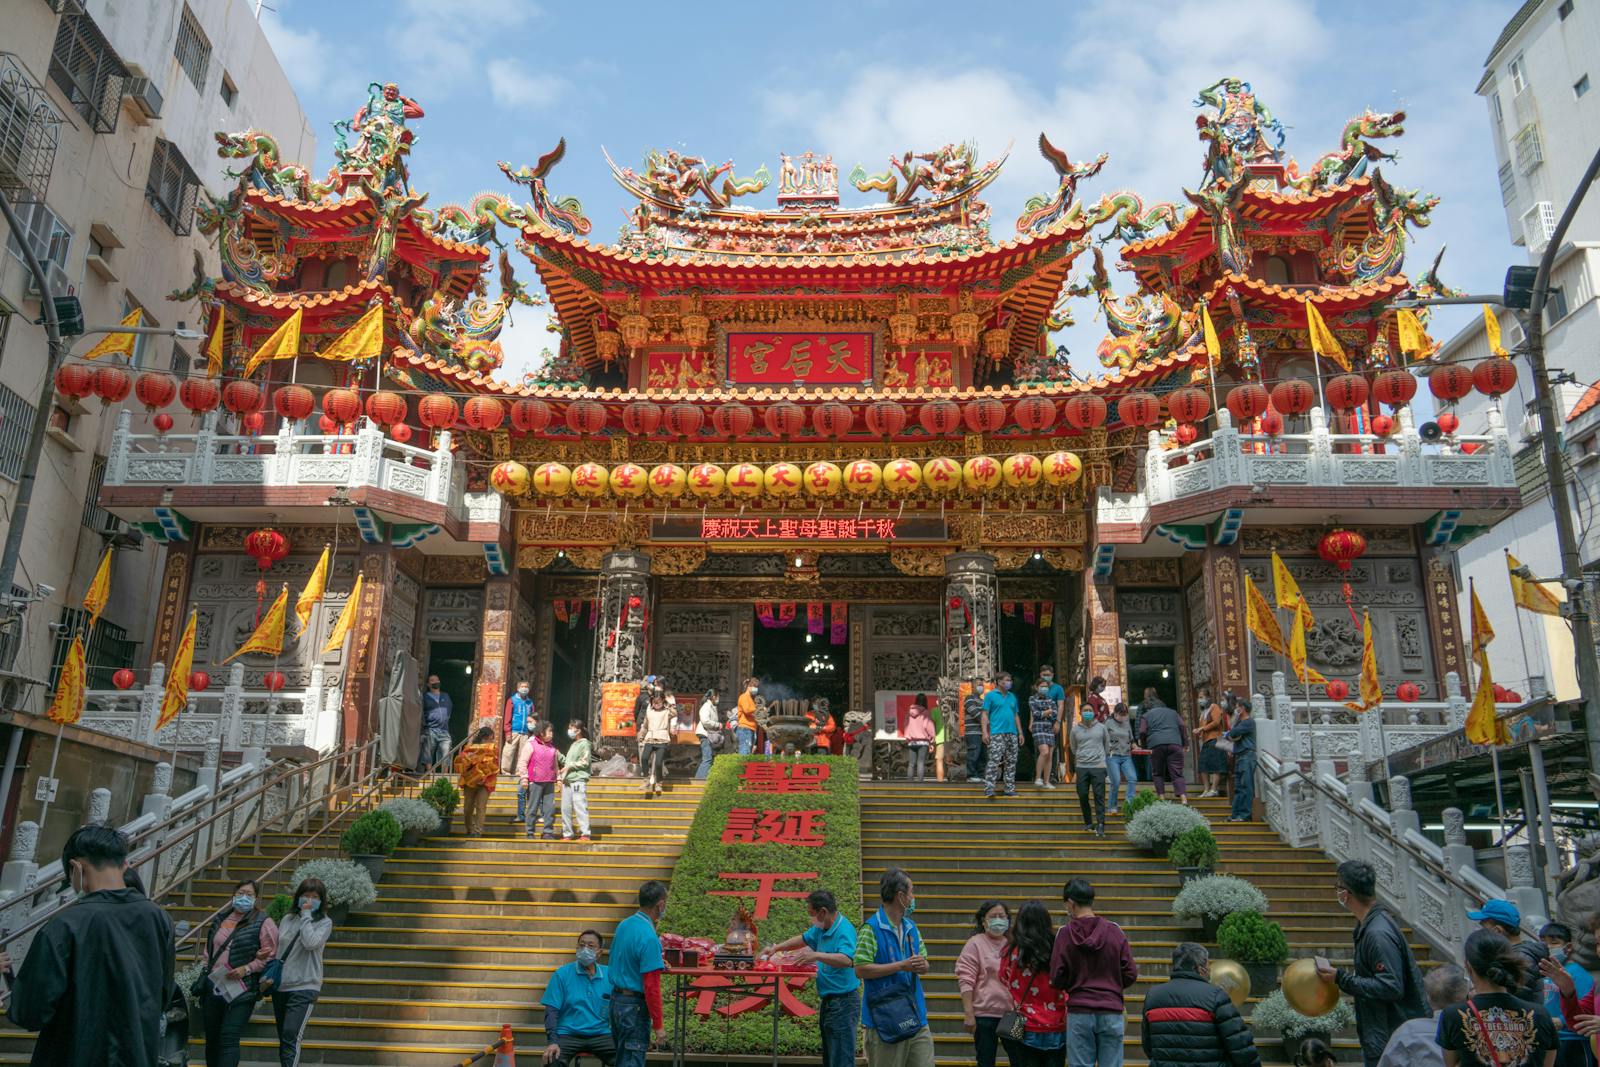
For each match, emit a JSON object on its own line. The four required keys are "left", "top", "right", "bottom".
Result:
{"left": 492, "top": 1023, "right": 516, "bottom": 1067}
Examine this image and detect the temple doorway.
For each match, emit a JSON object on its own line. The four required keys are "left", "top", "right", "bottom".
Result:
{"left": 750, "top": 611, "right": 849, "bottom": 715}
{"left": 546, "top": 606, "right": 595, "bottom": 735}
{"left": 425, "top": 640, "right": 476, "bottom": 742}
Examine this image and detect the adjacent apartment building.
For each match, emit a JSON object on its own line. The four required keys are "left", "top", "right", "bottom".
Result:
{"left": 0, "top": 0, "right": 310, "bottom": 851}
{"left": 1443, "top": 0, "right": 1600, "bottom": 701}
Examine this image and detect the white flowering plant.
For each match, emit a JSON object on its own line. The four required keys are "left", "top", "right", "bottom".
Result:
{"left": 378, "top": 797, "right": 441, "bottom": 835}
{"left": 289, "top": 857, "right": 377, "bottom": 910}
{"left": 1250, "top": 989, "right": 1356, "bottom": 1038}
{"left": 1125, "top": 800, "right": 1209, "bottom": 848}
{"left": 1170, "top": 873, "right": 1269, "bottom": 921}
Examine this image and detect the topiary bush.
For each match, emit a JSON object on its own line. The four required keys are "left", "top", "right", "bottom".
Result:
{"left": 340, "top": 809, "right": 403, "bottom": 857}
{"left": 420, "top": 777, "right": 460, "bottom": 818}
{"left": 1250, "top": 989, "right": 1356, "bottom": 1038}
{"left": 1124, "top": 788, "right": 1160, "bottom": 819}
{"left": 1168, "top": 825, "right": 1219, "bottom": 870}
{"left": 289, "top": 857, "right": 377, "bottom": 911}
{"left": 1216, "top": 910, "right": 1289, "bottom": 963}
{"left": 1171, "top": 874, "right": 1269, "bottom": 921}
{"left": 1126, "top": 801, "right": 1208, "bottom": 849}
{"left": 267, "top": 893, "right": 294, "bottom": 922}
{"left": 378, "top": 797, "right": 443, "bottom": 835}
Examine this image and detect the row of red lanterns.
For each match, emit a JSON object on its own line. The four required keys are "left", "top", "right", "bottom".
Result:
{"left": 109, "top": 668, "right": 285, "bottom": 693}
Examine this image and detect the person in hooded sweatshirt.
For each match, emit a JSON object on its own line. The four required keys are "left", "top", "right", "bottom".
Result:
{"left": 5, "top": 823, "right": 175, "bottom": 1067}
{"left": 1049, "top": 877, "right": 1138, "bottom": 1067}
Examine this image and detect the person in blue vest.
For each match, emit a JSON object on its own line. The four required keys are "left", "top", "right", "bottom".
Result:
{"left": 762, "top": 888, "right": 861, "bottom": 1067}
{"left": 609, "top": 881, "right": 667, "bottom": 1067}
{"left": 501, "top": 680, "right": 539, "bottom": 821}
{"left": 855, "top": 868, "right": 934, "bottom": 1067}
{"left": 541, "top": 929, "right": 615, "bottom": 1066}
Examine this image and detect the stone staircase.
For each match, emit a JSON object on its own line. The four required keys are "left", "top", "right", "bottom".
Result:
{"left": 858, "top": 782, "right": 1434, "bottom": 1065}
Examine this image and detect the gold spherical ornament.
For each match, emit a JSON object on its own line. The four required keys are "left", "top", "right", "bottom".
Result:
{"left": 883, "top": 458, "right": 923, "bottom": 495}
{"left": 804, "top": 461, "right": 842, "bottom": 497}
{"left": 922, "top": 456, "right": 961, "bottom": 494}
{"left": 1208, "top": 959, "right": 1251, "bottom": 1009}
{"left": 648, "top": 463, "right": 687, "bottom": 499}
{"left": 1042, "top": 450, "right": 1083, "bottom": 487}
{"left": 532, "top": 462, "right": 572, "bottom": 497}
{"left": 843, "top": 459, "right": 883, "bottom": 496}
{"left": 1281, "top": 958, "right": 1341, "bottom": 1017}
{"left": 608, "top": 462, "right": 647, "bottom": 499}
{"left": 962, "top": 455, "right": 1002, "bottom": 493}
{"left": 763, "top": 462, "right": 803, "bottom": 498}
{"left": 726, "top": 462, "right": 764, "bottom": 499}
{"left": 571, "top": 462, "right": 609, "bottom": 498}
{"left": 687, "top": 463, "right": 725, "bottom": 499}
{"left": 1002, "top": 453, "right": 1042, "bottom": 488}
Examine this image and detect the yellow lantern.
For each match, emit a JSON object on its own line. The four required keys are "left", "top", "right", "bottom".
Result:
{"left": 763, "top": 462, "right": 802, "bottom": 498}
{"left": 922, "top": 456, "right": 961, "bottom": 494}
{"left": 648, "top": 463, "right": 687, "bottom": 499}
{"left": 1002, "top": 453, "right": 1042, "bottom": 489}
{"left": 489, "top": 460, "right": 530, "bottom": 497}
{"left": 609, "top": 461, "right": 647, "bottom": 499}
{"left": 687, "top": 463, "right": 725, "bottom": 499}
{"left": 804, "top": 461, "right": 842, "bottom": 497}
{"left": 726, "top": 462, "right": 764, "bottom": 499}
{"left": 883, "top": 458, "right": 923, "bottom": 495}
{"left": 1042, "top": 450, "right": 1083, "bottom": 487}
{"left": 571, "top": 462, "right": 609, "bottom": 498}
{"left": 843, "top": 459, "right": 882, "bottom": 496}
{"left": 962, "top": 455, "right": 1002, "bottom": 493}
{"left": 532, "top": 461, "right": 572, "bottom": 497}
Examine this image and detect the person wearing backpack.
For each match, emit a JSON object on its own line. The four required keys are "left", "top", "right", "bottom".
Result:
{"left": 855, "top": 868, "right": 935, "bottom": 1066}
{"left": 201, "top": 877, "right": 278, "bottom": 1067}
{"left": 267, "top": 877, "right": 333, "bottom": 1067}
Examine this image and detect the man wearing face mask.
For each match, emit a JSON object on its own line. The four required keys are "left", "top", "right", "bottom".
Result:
{"left": 542, "top": 930, "right": 615, "bottom": 1065}
{"left": 856, "top": 868, "right": 934, "bottom": 1066}
{"left": 981, "top": 672, "right": 1021, "bottom": 799}
{"left": 609, "top": 881, "right": 668, "bottom": 1066}
{"left": 1316, "top": 860, "right": 1426, "bottom": 1067}
{"left": 420, "top": 675, "right": 453, "bottom": 773}
{"left": 502, "top": 680, "right": 539, "bottom": 820}
{"left": 3, "top": 824, "right": 173, "bottom": 1067}
{"left": 763, "top": 889, "right": 860, "bottom": 1067}
{"left": 1071, "top": 702, "right": 1110, "bottom": 836}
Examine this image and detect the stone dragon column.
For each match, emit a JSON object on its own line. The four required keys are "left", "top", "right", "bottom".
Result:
{"left": 590, "top": 550, "right": 652, "bottom": 733}
{"left": 942, "top": 551, "right": 999, "bottom": 687}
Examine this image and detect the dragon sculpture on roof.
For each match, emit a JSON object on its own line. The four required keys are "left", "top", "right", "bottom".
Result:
{"left": 1287, "top": 110, "right": 1406, "bottom": 192}
{"left": 1072, "top": 247, "right": 1201, "bottom": 371}
{"left": 1015, "top": 133, "right": 1108, "bottom": 234}
{"left": 215, "top": 130, "right": 340, "bottom": 202}
{"left": 394, "top": 248, "right": 542, "bottom": 374}
{"left": 626, "top": 149, "right": 771, "bottom": 208}
{"left": 850, "top": 142, "right": 994, "bottom": 204}
{"left": 1332, "top": 168, "right": 1439, "bottom": 283}
{"left": 419, "top": 139, "right": 592, "bottom": 244}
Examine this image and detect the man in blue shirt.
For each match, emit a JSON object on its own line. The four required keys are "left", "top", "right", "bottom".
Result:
{"left": 420, "top": 675, "right": 453, "bottom": 772}
{"left": 609, "top": 881, "right": 667, "bottom": 1067}
{"left": 542, "top": 929, "right": 615, "bottom": 1065}
{"left": 855, "top": 868, "right": 933, "bottom": 1066}
{"left": 981, "top": 672, "right": 1020, "bottom": 799}
{"left": 763, "top": 889, "right": 860, "bottom": 1067}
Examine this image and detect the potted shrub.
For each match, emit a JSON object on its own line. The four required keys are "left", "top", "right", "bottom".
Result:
{"left": 1250, "top": 989, "right": 1356, "bottom": 1062}
{"left": 1123, "top": 788, "right": 1160, "bottom": 820}
{"left": 1125, "top": 801, "right": 1208, "bottom": 858}
{"left": 340, "top": 809, "right": 403, "bottom": 882}
{"left": 1171, "top": 874, "right": 1268, "bottom": 941}
{"left": 420, "top": 778, "right": 461, "bottom": 835}
{"left": 266, "top": 893, "right": 294, "bottom": 922}
{"left": 1216, "top": 910, "right": 1289, "bottom": 994}
{"left": 379, "top": 797, "right": 442, "bottom": 847}
{"left": 1168, "top": 825, "right": 1219, "bottom": 884}
{"left": 290, "top": 857, "right": 377, "bottom": 924}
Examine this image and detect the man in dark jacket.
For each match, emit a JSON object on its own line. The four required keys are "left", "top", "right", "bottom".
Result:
{"left": 4, "top": 824, "right": 174, "bottom": 1067}
{"left": 1137, "top": 689, "right": 1189, "bottom": 802}
{"left": 1316, "top": 859, "right": 1426, "bottom": 1067}
{"left": 1142, "top": 942, "right": 1261, "bottom": 1067}
{"left": 1050, "top": 877, "right": 1138, "bottom": 1065}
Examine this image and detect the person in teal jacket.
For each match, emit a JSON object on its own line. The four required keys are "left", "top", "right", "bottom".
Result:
{"left": 560, "top": 722, "right": 593, "bottom": 842}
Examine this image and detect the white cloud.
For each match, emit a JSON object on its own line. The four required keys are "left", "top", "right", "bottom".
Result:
{"left": 258, "top": 9, "right": 357, "bottom": 105}
{"left": 386, "top": 0, "right": 541, "bottom": 97}
{"left": 486, "top": 59, "right": 567, "bottom": 110}
{"left": 493, "top": 303, "right": 558, "bottom": 386}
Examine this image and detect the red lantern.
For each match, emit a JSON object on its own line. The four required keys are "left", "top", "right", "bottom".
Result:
{"left": 318, "top": 415, "right": 337, "bottom": 433}
{"left": 243, "top": 411, "right": 266, "bottom": 434}
{"left": 1371, "top": 414, "right": 1395, "bottom": 436}
{"left": 1225, "top": 383, "right": 1270, "bottom": 422}
{"left": 188, "top": 671, "right": 211, "bottom": 692}
{"left": 111, "top": 668, "right": 137, "bottom": 690}
{"left": 1257, "top": 408, "right": 1285, "bottom": 435}
{"left": 92, "top": 366, "right": 132, "bottom": 404}
{"left": 365, "top": 390, "right": 407, "bottom": 426}
{"left": 1063, "top": 394, "right": 1107, "bottom": 430}
{"left": 1117, "top": 392, "right": 1161, "bottom": 427}
{"left": 1013, "top": 395, "right": 1058, "bottom": 433}
{"left": 390, "top": 422, "right": 413, "bottom": 443}
{"left": 1372, "top": 369, "right": 1417, "bottom": 408}
{"left": 134, "top": 372, "right": 177, "bottom": 411}
{"left": 1436, "top": 411, "right": 1460, "bottom": 434}
{"left": 1165, "top": 387, "right": 1210, "bottom": 425}
{"left": 152, "top": 412, "right": 174, "bottom": 434}
{"left": 1174, "top": 423, "right": 1199, "bottom": 445}
{"left": 712, "top": 401, "right": 755, "bottom": 437}
{"left": 1271, "top": 379, "right": 1315, "bottom": 416}
{"left": 222, "top": 379, "right": 263, "bottom": 414}
{"left": 54, "top": 364, "right": 94, "bottom": 399}
{"left": 1395, "top": 681, "right": 1421, "bottom": 703}
{"left": 262, "top": 671, "right": 286, "bottom": 693}
{"left": 244, "top": 527, "right": 290, "bottom": 572}
{"left": 510, "top": 397, "right": 553, "bottom": 433}
{"left": 464, "top": 396, "right": 506, "bottom": 432}
{"left": 178, "top": 378, "right": 221, "bottom": 415}
{"left": 621, "top": 400, "right": 662, "bottom": 436}
{"left": 813, "top": 401, "right": 854, "bottom": 439}
{"left": 322, "top": 387, "right": 361, "bottom": 425}
{"left": 1324, "top": 679, "right": 1350, "bottom": 701}
{"left": 763, "top": 401, "right": 805, "bottom": 438}
{"left": 418, "top": 394, "right": 460, "bottom": 430}
{"left": 1461, "top": 441, "right": 1481, "bottom": 455}
{"left": 271, "top": 384, "right": 315, "bottom": 422}
{"left": 564, "top": 399, "right": 606, "bottom": 434}
{"left": 1318, "top": 528, "right": 1368, "bottom": 572}
{"left": 919, "top": 399, "right": 963, "bottom": 436}
{"left": 1427, "top": 364, "right": 1474, "bottom": 402}
{"left": 962, "top": 398, "right": 1006, "bottom": 434}
{"left": 664, "top": 402, "right": 704, "bottom": 437}
{"left": 866, "top": 400, "right": 909, "bottom": 437}
{"left": 1325, "top": 374, "right": 1369, "bottom": 412}
{"left": 1473, "top": 360, "right": 1517, "bottom": 398}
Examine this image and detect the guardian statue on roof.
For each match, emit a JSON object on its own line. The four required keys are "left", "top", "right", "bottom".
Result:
{"left": 333, "top": 82, "right": 424, "bottom": 190}
{"left": 1195, "top": 77, "right": 1285, "bottom": 187}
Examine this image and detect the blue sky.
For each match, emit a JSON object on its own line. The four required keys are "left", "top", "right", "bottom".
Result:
{"left": 259, "top": 0, "right": 1522, "bottom": 383}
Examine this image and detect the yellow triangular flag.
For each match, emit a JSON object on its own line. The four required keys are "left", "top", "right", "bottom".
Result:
{"left": 46, "top": 635, "right": 86, "bottom": 726}
{"left": 1394, "top": 308, "right": 1434, "bottom": 363}
{"left": 1244, "top": 573, "right": 1288, "bottom": 657}
{"left": 157, "top": 610, "right": 197, "bottom": 731}
{"left": 83, "top": 308, "right": 143, "bottom": 361}
{"left": 295, "top": 546, "right": 330, "bottom": 634}
{"left": 243, "top": 308, "right": 303, "bottom": 377}
{"left": 319, "top": 302, "right": 385, "bottom": 362}
{"left": 1507, "top": 552, "right": 1565, "bottom": 616}
{"left": 81, "top": 547, "right": 112, "bottom": 630}
{"left": 205, "top": 309, "right": 225, "bottom": 378}
{"left": 321, "top": 574, "right": 364, "bottom": 655}
{"left": 1289, "top": 607, "right": 1328, "bottom": 686}
{"left": 1344, "top": 611, "right": 1383, "bottom": 712}
{"left": 1484, "top": 305, "right": 1509, "bottom": 358}
{"left": 224, "top": 586, "right": 288, "bottom": 663}
{"left": 1303, "top": 300, "right": 1352, "bottom": 372}
{"left": 1271, "top": 550, "right": 1316, "bottom": 634}
{"left": 1469, "top": 584, "right": 1496, "bottom": 659}
{"left": 1465, "top": 652, "right": 1503, "bottom": 746}
{"left": 1201, "top": 305, "right": 1222, "bottom": 366}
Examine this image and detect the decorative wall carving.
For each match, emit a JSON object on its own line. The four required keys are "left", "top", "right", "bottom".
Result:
{"left": 1113, "top": 559, "right": 1179, "bottom": 586}
{"left": 818, "top": 554, "right": 898, "bottom": 577}
{"left": 200, "top": 525, "right": 359, "bottom": 550}
{"left": 1117, "top": 592, "right": 1179, "bottom": 616}
{"left": 889, "top": 549, "right": 946, "bottom": 576}
{"left": 656, "top": 577, "right": 941, "bottom": 602}
{"left": 693, "top": 554, "right": 787, "bottom": 577}
{"left": 1240, "top": 526, "right": 1413, "bottom": 555}
{"left": 1123, "top": 620, "right": 1179, "bottom": 643}
{"left": 650, "top": 548, "right": 706, "bottom": 575}
{"left": 662, "top": 610, "right": 734, "bottom": 636}
{"left": 872, "top": 650, "right": 943, "bottom": 692}
{"left": 871, "top": 609, "right": 941, "bottom": 638}
{"left": 654, "top": 649, "right": 732, "bottom": 697}
{"left": 425, "top": 556, "right": 488, "bottom": 584}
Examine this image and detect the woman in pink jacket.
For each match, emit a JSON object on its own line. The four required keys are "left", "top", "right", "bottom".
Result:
{"left": 956, "top": 900, "right": 1014, "bottom": 1067}
{"left": 523, "top": 723, "right": 560, "bottom": 839}
{"left": 903, "top": 695, "right": 936, "bottom": 781}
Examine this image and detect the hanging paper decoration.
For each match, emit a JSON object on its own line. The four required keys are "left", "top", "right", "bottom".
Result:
{"left": 1002, "top": 601, "right": 1016, "bottom": 616}
{"left": 757, "top": 602, "right": 777, "bottom": 628}
{"left": 1023, "top": 602, "right": 1037, "bottom": 624}
{"left": 588, "top": 600, "right": 599, "bottom": 629}
{"left": 807, "top": 602, "right": 824, "bottom": 635}
{"left": 830, "top": 601, "right": 847, "bottom": 645}
{"left": 554, "top": 601, "right": 570, "bottom": 624}
{"left": 1040, "top": 602, "right": 1054, "bottom": 629}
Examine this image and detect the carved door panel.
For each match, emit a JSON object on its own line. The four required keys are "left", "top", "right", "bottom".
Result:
{"left": 654, "top": 604, "right": 740, "bottom": 703}
{"left": 864, "top": 605, "right": 943, "bottom": 696}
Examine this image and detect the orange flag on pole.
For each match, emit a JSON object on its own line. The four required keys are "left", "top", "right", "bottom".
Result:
{"left": 225, "top": 586, "right": 287, "bottom": 663}
{"left": 1507, "top": 552, "right": 1565, "bottom": 616}
{"left": 1244, "top": 573, "right": 1288, "bottom": 657}
{"left": 1304, "top": 300, "right": 1352, "bottom": 372}
{"left": 81, "top": 547, "right": 112, "bottom": 629}
{"left": 1289, "top": 607, "right": 1328, "bottom": 686}
{"left": 243, "top": 309, "right": 302, "bottom": 376}
{"left": 83, "top": 308, "right": 143, "bottom": 361}
{"left": 1271, "top": 550, "right": 1316, "bottom": 634}
{"left": 1343, "top": 611, "right": 1383, "bottom": 712}
{"left": 157, "top": 610, "right": 197, "bottom": 731}
{"left": 46, "top": 635, "right": 86, "bottom": 726}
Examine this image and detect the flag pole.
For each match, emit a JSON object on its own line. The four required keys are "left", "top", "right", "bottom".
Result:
{"left": 35, "top": 728, "right": 65, "bottom": 832}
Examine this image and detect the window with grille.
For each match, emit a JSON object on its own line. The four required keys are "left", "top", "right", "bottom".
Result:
{"left": 4, "top": 200, "right": 72, "bottom": 273}
{"left": 49, "top": 607, "right": 137, "bottom": 690}
{"left": 0, "top": 585, "right": 27, "bottom": 670}
{"left": 0, "top": 383, "right": 37, "bottom": 482}
{"left": 81, "top": 455, "right": 123, "bottom": 535}
{"left": 47, "top": 0, "right": 128, "bottom": 134}
{"left": 1492, "top": 91, "right": 1504, "bottom": 127}
{"left": 144, "top": 138, "right": 200, "bottom": 236}
{"left": 1546, "top": 285, "right": 1570, "bottom": 325}
{"left": 174, "top": 6, "right": 210, "bottom": 92}
{"left": 1514, "top": 123, "right": 1545, "bottom": 174}
{"left": 219, "top": 71, "right": 236, "bottom": 109}
{"left": 1522, "top": 201, "right": 1558, "bottom": 252}
{"left": 1499, "top": 161, "right": 1516, "bottom": 204}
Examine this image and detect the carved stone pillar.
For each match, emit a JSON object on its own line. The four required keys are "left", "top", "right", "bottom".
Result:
{"left": 1086, "top": 580, "right": 1122, "bottom": 689}
{"left": 942, "top": 551, "right": 998, "bottom": 685}
{"left": 341, "top": 543, "right": 393, "bottom": 750}
{"left": 1204, "top": 543, "right": 1248, "bottom": 694}
{"left": 1424, "top": 549, "right": 1469, "bottom": 697}
{"left": 590, "top": 550, "right": 651, "bottom": 730}
{"left": 148, "top": 538, "right": 197, "bottom": 669}
{"left": 476, "top": 570, "right": 515, "bottom": 729}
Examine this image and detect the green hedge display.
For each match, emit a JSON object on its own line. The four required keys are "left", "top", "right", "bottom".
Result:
{"left": 1124, "top": 787, "right": 1160, "bottom": 819}
{"left": 1216, "top": 910, "right": 1289, "bottom": 963}
{"left": 340, "top": 809, "right": 403, "bottom": 857}
{"left": 1169, "top": 825, "right": 1220, "bottom": 870}
{"left": 420, "top": 777, "right": 460, "bottom": 817}
{"left": 661, "top": 755, "right": 861, "bottom": 1056}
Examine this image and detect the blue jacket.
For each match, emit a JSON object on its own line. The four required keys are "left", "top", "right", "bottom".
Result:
{"left": 860, "top": 906, "right": 927, "bottom": 1030}
{"left": 506, "top": 693, "right": 535, "bottom": 734}
{"left": 1225, "top": 716, "right": 1256, "bottom": 756}
{"left": 423, "top": 691, "right": 452, "bottom": 732}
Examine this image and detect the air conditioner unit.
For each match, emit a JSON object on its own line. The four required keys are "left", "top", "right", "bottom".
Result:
{"left": 23, "top": 261, "right": 75, "bottom": 301}
{"left": 1519, "top": 413, "right": 1543, "bottom": 442}
{"left": 122, "top": 77, "right": 163, "bottom": 122}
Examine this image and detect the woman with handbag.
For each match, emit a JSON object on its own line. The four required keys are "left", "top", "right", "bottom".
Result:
{"left": 955, "top": 900, "right": 1013, "bottom": 1067}
{"left": 999, "top": 900, "right": 1068, "bottom": 1067}
{"left": 202, "top": 877, "right": 278, "bottom": 1067}
{"left": 266, "top": 877, "right": 332, "bottom": 1067}
{"left": 695, "top": 689, "right": 721, "bottom": 779}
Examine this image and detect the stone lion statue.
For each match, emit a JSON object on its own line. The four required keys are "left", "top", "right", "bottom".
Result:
{"left": 1556, "top": 834, "right": 1600, "bottom": 969}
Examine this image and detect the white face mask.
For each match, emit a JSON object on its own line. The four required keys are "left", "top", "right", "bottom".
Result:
{"left": 567, "top": 728, "right": 578, "bottom": 739}
{"left": 518, "top": 687, "right": 529, "bottom": 696}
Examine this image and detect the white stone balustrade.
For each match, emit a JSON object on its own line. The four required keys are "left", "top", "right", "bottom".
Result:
{"left": 1259, "top": 670, "right": 1465, "bottom": 770}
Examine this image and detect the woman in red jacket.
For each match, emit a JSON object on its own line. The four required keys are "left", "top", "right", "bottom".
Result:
{"left": 1000, "top": 899, "right": 1069, "bottom": 1066}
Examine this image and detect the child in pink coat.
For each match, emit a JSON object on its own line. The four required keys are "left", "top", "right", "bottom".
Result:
{"left": 904, "top": 696, "right": 936, "bottom": 781}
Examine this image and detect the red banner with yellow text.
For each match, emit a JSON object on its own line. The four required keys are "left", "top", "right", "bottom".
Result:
{"left": 725, "top": 332, "right": 872, "bottom": 386}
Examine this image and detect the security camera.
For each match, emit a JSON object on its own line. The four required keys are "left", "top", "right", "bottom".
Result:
{"left": 34, "top": 583, "right": 55, "bottom": 600}
{"left": 47, "top": 622, "right": 68, "bottom": 635}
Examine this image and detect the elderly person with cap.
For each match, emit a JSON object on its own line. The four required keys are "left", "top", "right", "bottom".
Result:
{"left": 1140, "top": 941, "right": 1261, "bottom": 1067}
{"left": 1468, "top": 898, "right": 1548, "bottom": 1005}
{"left": 1375, "top": 964, "right": 1471, "bottom": 1067}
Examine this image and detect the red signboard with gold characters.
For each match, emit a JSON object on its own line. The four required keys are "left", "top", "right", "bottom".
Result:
{"left": 726, "top": 332, "right": 872, "bottom": 386}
